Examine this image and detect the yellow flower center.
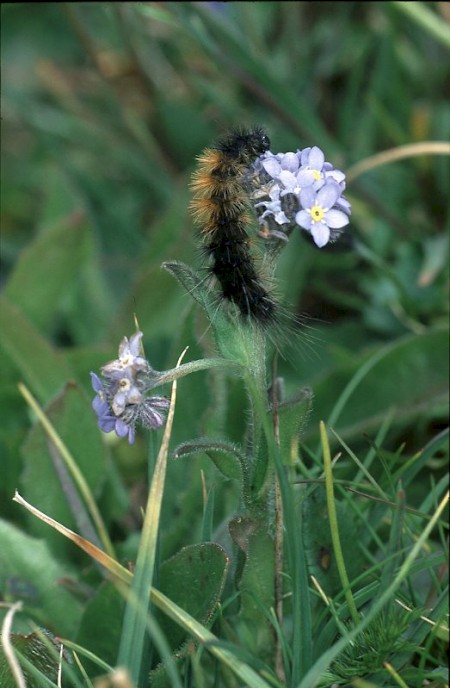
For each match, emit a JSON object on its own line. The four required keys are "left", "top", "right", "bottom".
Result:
{"left": 311, "top": 205, "right": 324, "bottom": 222}
{"left": 312, "top": 169, "right": 322, "bottom": 182}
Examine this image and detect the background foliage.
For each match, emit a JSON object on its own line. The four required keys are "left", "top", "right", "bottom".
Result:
{"left": 1, "top": 2, "right": 449, "bottom": 687}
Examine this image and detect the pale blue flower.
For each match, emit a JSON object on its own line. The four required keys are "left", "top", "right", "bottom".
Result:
{"left": 251, "top": 144, "right": 351, "bottom": 246}
{"left": 296, "top": 181, "right": 350, "bottom": 247}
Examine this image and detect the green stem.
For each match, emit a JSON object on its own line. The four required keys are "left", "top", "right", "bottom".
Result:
{"left": 152, "top": 357, "right": 242, "bottom": 388}
{"left": 246, "top": 374, "right": 312, "bottom": 681}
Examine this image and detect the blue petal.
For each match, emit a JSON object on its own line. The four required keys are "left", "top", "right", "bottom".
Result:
{"left": 311, "top": 223, "right": 330, "bottom": 247}
{"left": 92, "top": 395, "right": 108, "bottom": 416}
{"left": 98, "top": 416, "right": 116, "bottom": 433}
{"left": 295, "top": 210, "right": 312, "bottom": 230}
{"left": 308, "top": 146, "right": 325, "bottom": 170}
{"left": 325, "top": 209, "right": 350, "bottom": 228}
{"left": 317, "top": 181, "right": 340, "bottom": 209}
{"left": 115, "top": 419, "right": 130, "bottom": 438}
{"left": 90, "top": 372, "right": 103, "bottom": 393}
{"left": 299, "top": 186, "right": 316, "bottom": 209}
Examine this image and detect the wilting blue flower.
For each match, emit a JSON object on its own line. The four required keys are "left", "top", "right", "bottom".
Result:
{"left": 137, "top": 397, "right": 171, "bottom": 430}
{"left": 255, "top": 184, "right": 290, "bottom": 225}
{"left": 101, "top": 331, "right": 150, "bottom": 380}
{"left": 296, "top": 180, "right": 350, "bottom": 247}
{"left": 91, "top": 372, "right": 111, "bottom": 421}
{"left": 90, "top": 332, "right": 169, "bottom": 444}
{"left": 91, "top": 372, "right": 135, "bottom": 443}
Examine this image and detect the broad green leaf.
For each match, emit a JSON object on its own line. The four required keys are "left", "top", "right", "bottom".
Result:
{"left": 302, "top": 486, "right": 362, "bottom": 597}
{"left": 75, "top": 582, "right": 124, "bottom": 675}
{"left": 0, "top": 520, "right": 83, "bottom": 636}
{"left": 149, "top": 543, "right": 230, "bottom": 687}
{"left": 155, "top": 543, "right": 229, "bottom": 651}
{"left": 228, "top": 516, "right": 274, "bottom": 655}
{"left": 306, "top": 329, "right": 449, "bottom": 442}
{"left": 0, "top": 629, "right": 63, "bottom": 687}
{"left": 20, "top": 382, "right": 107, "bottom": 558}
{"left": 0, "top": 297, "right": 73, "bottom": 403}
{"left": 3, "top": 215, "right": 90, "bottom": 332}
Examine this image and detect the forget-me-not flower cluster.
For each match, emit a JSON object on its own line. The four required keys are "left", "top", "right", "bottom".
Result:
{"left": 250, "top": 145, "right": 351, "bottom": 248}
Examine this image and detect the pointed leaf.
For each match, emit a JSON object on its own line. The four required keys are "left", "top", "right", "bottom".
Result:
{"left": 302, "top": 486, "right": 362, "bottom": 596}
{"left": 173, "top": 438, "right": 244, "bottom": 480}
{"left": 274, "top": 386, "right": 313, "bottom": 464}
{"left": 0, "top": 297, "right": 73, "bottom": 403}
{"left": 155, "top": 543, "right": 229, "bottom": 651}
{"left": 3, "top": 215, "right": 89, "bottom": 331}
{"left": 228, "top": 516, "right": 274, "bottom": 654}
{"left": 0, "top": 519, "right": 83, "bottom": 637}
{"left": 0, "top": 630, "right": 63, "bottom": 687}
{"left": 162, "top": 261, "right": 214, "bottom": 314}
{"left": 20, "top": 382, "right": 106, "bottom": 557}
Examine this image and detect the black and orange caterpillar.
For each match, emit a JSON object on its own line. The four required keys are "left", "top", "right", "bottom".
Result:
{"left": 190, "top": 127, "right": 278, "bottom": 328}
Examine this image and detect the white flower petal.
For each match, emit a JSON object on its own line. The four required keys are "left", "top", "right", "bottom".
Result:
{"left": 325, "top": 169, "right": 345, "bottom": 184}
{"left": 274, "top": 210, "right": 290, "bottom": 225}
{"left": 300, "top": 147, "right": 311, "bottom": 165}
{"left": 112, "top": 392, "right": 127, "bottom": 416}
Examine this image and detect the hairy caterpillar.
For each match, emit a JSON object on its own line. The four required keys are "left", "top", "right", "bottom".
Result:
{"left": 190, "top": 126, "right": 279, "bottom": 328}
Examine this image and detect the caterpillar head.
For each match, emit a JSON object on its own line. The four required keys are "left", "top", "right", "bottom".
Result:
{"left": 241, "top": 127, "right": 271, "bottom": 159}
{"left": 217, "top": 127, "right": 271, "bottom": 162}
